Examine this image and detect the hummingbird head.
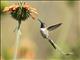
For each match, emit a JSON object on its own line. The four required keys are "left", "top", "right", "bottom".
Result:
{"left": 38, "top": 19, "right": 46, "bottom": 28}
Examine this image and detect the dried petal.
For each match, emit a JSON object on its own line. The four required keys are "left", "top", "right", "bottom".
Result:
{"left": 3, "top": 7, "right": 10, "bottom": 12}
{"left": 30, "top": 10, "right": 38, "bottom": 15}
{"left": 3, "top": 3, "right": 19, "bottom": 12}
{"left": 13, "top": 4, "right": 19, "bottom": 10}
{"left": 29, "top": 7, "right": 37, "bottom": 11}
{"left": 30, "top": 13, "right": 37, "bottom": 20}
{"left": 9, "top": 4, "right": 19, "bottom": 11}
{"left": 30, "top": 13, "right": 35, "bottom": 20}
{"left": 23, "top": 2, "right": 29, "bottom": 10}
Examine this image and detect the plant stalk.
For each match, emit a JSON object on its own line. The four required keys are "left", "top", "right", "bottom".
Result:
{"left": 13, "top": 22, "right": 21, "bottom": 60}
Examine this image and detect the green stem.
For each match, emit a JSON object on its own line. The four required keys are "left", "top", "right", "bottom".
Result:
{"left": 13, "top": 21, "right": 21, "bottom": 60}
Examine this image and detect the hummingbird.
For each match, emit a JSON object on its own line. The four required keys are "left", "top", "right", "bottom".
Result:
{"left": 38, "top": 19, "right": 72, "bottom": 55}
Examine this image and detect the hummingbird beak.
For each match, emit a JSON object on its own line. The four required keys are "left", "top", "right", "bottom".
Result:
{"left": 38, "top": 18, "right": 45, "bottom": 24}
{"left": 38, "top": 18, "right": 42, "bottom": 23}
{"left": 37, "top": 18, "right": 46, "bottom": 28}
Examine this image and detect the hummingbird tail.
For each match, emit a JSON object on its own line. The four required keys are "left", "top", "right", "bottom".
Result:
{"left": 47, "top": 38, "right": 72, "bottom": 55}
{"left": 47, "top": 38, "right": 56, "bottom": 49}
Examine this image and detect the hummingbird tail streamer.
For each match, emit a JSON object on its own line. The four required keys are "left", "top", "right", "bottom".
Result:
{"left": 47, "top": 37, "right": 72, "bottom": 55}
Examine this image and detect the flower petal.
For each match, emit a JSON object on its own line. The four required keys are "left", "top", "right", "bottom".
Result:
{"left": 30, "top": 13, "right": 36, "bottom": 20}
{"left": 23, "top": 3, "right": 29, "bottom": 10}
{"left": 3, "top": 7, "right": 10, "bottom": 12}
{"left": 29, "top": 7, "right": 37, "bottom": 11}
{"left": 30, "top": 10, "right": 38, "bottom": 15}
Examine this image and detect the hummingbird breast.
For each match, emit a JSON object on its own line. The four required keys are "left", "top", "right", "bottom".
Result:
{"left": 40, "top": 28, "right": 49, "bottom": 38}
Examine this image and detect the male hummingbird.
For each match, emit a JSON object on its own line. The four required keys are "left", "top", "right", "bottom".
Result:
{"left": 38, "top": 19, "right": 72, "bottom": 55}
{"left": 38, "top": 18, "right": 62, "bottom": 49}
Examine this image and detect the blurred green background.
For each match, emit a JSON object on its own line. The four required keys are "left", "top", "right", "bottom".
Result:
{"left": 1, "top": 1, "right": 80, "bottom": 60}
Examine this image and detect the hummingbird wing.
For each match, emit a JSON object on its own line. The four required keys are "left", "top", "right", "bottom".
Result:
{"left": 47, "top": 23, "right": 62, "bottom": 31}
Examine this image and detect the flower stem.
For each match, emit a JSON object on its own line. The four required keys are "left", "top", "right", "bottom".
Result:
{"left": 13, "top": 22, "right": 21, "bottom": 60}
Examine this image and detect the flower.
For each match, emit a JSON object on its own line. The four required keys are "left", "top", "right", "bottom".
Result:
{"left": 23, "top": 2, "right": 29, "bottom": 10}
{"left": 3, "top": 3, "right": 19, "bottom": 12}
{"left": 3, "top": 2, "right": 38, "bottom": 20}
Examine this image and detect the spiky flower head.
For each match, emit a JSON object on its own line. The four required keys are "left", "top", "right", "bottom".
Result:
{"left": 3, "top": 2, "right": 38, "bottom": 21}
